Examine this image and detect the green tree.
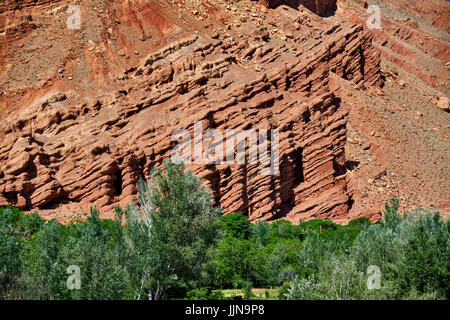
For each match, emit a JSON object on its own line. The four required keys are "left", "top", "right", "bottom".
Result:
{"left": 20, "top": 219, "right": 63, "bottom": 299}
{"left": 251, "top": 220, "right": 272, "bottom": 246}
{"left": 125, "top": 160, "right": 223, "bottom": 299}
{"left": 399, "top": 210, "right": 449, "bottom": 298}
{"left": 213, "top": 236, "right": 264, "bottom": 288}
{"left": 263, "top": 239, "right": 301, "bottom": 286}
{"left": 267, "top": 219, "right": 303, "bottom": 244}
{"left": 20, "top": 208, "right": 128, "bottom": 300}
{"left": 218, "top": 212, "right": 252, "bottom": 240}
{"left": 0, "top": 207, "right": 23, "bottom": 298}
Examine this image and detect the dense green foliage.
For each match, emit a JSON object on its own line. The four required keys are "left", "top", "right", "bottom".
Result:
{"left": 218, "top": 212, "right": 252, "bottom": 240}
{"left": 0, "top": 161, "right": 222, "bottom": 300}
{"left": 124, "top": 160, "right": 222, "bottom": 299}
{"left": 282, "top": 199, "right": 449, "bottom": 300}
{"left": 0, "top": 163, "right": 448, "bottom": 300}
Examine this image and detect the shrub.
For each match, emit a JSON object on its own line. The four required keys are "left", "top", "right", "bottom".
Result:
{"left": 284, "top": 275, "right": 316, "bottom": 300}
{"left": 242, "top": 280, "right": 254, "bottom": 300}
{"left": 19, "top": 211, "right": 45, "bottom": 237}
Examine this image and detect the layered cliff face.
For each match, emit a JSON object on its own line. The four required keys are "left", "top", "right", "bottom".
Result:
{"left": 338, "top": 0, "right": 450, "bottom": 97}
{"left": 0, "top": 0, "right": 386, "bottom": 223}
{"left": 336, "top": 0, "right": 450, "bottom": 221}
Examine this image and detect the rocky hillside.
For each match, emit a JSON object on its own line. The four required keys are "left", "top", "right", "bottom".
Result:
{"left": 0, "top": 0, "right": 448, "bottom": 223}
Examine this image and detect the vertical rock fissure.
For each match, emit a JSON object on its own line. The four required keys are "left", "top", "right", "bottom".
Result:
{"left": 113, "top": 169, "right": 124, "bottom": 197}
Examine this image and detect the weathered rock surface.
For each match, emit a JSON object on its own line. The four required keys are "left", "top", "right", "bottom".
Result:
{"left": 437, "top": 96, "right": 449, "bottom": 112}
{"left": 5, "top": 0, "right": 441, "bottom": 227}
{"left": 338, "top": 0, "right": 450, "bottom": 98}
{"left": 0, "top": 0, "right": 385, "bottom": 223}
{"left": 333, "top": 0, "right": 450, "bottom": 221}
{"left": 0, "top": 0, "right": 447, "bottom": 223}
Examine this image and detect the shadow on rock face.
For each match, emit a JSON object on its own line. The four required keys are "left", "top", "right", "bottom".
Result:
{"left": 258, "top": 0, "right": 337, "bottom": 17}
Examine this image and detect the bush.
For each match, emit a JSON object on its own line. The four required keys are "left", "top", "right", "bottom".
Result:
{"left": 284, "top": 275, "right": 316, "bottom": 300}
{"left": 19, "top": 211, "right": 45, "bottom": 237}
{"left": 242, "top": 280, "right": 254, "bottom": 300}
{"left": 284, "top": 257, "right": 368, "bottom": 300}
{"left": 399, "top": 210, "right": 449, "bottom": 298}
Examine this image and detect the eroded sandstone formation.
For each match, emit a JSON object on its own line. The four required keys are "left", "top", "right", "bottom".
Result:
{"left": 338, "top": 0, "right": 450, "bottom": 97}
{"left": 259, "top": 0, "right": 337, "bottom": 17}
{"left": 0, "top": 0, "right": 383, "bottom": 223}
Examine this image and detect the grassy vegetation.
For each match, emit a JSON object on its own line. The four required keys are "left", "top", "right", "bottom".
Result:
{"left": 1, "top": 161, "right": 448, "bottom": 300}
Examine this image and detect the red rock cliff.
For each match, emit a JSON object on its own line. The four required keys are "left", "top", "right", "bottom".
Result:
{"left": 0, "top": 0, "right": 383, "bottom": 223}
